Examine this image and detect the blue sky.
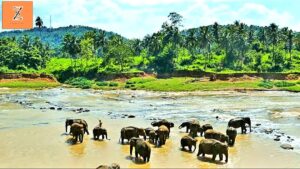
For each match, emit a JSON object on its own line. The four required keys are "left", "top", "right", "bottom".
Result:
{"left": 1, "top": 0, "right": 300, "bottom": 38}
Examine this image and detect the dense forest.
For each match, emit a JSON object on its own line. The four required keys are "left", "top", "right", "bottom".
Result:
{"left": 1, "top": 12, "right": 300, "bottom": 81}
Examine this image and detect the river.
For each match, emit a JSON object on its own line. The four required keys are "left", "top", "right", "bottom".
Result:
{"left": 0, "top": 88, "right": 300, "bottom": 168}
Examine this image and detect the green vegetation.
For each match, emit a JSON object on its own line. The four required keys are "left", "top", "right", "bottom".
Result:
{"left": 0, "top": 80, "right": 59, "bottom": 88}
{"left": 1, "top": 13, "right": 300, "bottom": 91}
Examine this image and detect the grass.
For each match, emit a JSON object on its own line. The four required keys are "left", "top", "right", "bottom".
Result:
{"left": 122, "top": 77, "right": 262, "bottom": 91}
{"left": 0, "top": 80, "right": 60, "bottom": 88}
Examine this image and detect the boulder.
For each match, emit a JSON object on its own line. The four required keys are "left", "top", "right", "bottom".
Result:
{"left": 280, "top": 144, "right": 294, "bottom": 150}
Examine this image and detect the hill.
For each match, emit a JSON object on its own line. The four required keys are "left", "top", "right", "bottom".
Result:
{"left": 0, "top": 25, "right": 118, "bottom": 49}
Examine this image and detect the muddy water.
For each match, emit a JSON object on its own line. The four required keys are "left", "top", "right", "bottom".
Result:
{"left": 0, "top": 88, "right": 300, "bottom": 168}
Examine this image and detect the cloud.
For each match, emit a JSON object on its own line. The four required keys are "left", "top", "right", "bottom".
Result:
{"left": 7, "top": 0, "right": 299, "bottom": 38}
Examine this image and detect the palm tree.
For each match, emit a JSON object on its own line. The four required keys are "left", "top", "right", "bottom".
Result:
{"left": 212, "top": 22, "right": 220, "bottom": 44}
{"left": 62, "top": 33, "right": 80, "bottom": 70}
{"left": 287, "top": 30, "right": 293, "bottom": 62}
{"left": 268, "top": 23, "right": 278, "bottom": 63}
{"left": 199, "top": 26, "right": 210, "bottom": 70}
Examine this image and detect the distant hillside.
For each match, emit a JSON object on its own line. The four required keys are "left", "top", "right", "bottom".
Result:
{"left": 0, "top": 25, "right": 119, "bottom": 49}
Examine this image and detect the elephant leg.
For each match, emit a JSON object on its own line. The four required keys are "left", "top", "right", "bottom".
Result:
{"left": 121, "top": 138, "right": 124, "bottom": 144}
{"left": 189, "top": 145, "right": 192, "bottom": 152}
{"left": 135, "top": 151, "right": 139, "bottom": 159}
{"left": 80, "top": 134, "right": 83, "bottom": 143}
{"left": 219, "top": 153, "right": 223, "bottom": 161}
{"left": 212, "top": 153, "right": 216, "bottom": 161}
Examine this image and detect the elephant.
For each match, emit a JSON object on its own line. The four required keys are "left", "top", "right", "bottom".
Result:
{"left": 70, "top": 123, "right": 84, "bottom": 143}
{"left": 151, "top": 119, "right": 174, "bottom": 138}
{"left": 181, "top": 135, "right": 197, "bottom": 152}
{"left": 93, "top": 126, "right": 108, "bottom": 140}
{"left": 65, "top": 119, "right": 89, "bottom": 135}
{"left": 148, "top": 130, "right": 157, "bottom": 144}
{"left": 204, "top": 129, "right": 229, "bottom": 144}
{"left": 199, "top": 124, "right": 213, "bottom": 136}
{"left": 226, "top": 127, "right": 237, "bottom": 146}
{"left": 228, "top": 117, "right": 252, "bottom": 134}
{"left": 129, "top": 137, "right": 151, "bottom": 163}
{"left": 189, "top": 120, "right": 200, "bottom": 138}
{"left": 120, "top": 126, "right": 146, "bottom": 144}
{"left": 144, "top": 127, "right": 155, "bottom": 137}
{"left": 96, "top": 163, "right": 120, "bottom": 169}
{"left": 178, "top": 121, "right": 192, "bottom": 133}
{"left": 155, "top": 125, "right": 169, "bottom": 147}
{"left": 197, "top": 139, "right": 228, "bottom": 163}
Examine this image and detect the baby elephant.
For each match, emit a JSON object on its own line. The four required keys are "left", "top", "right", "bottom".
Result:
{"left": 199, "top": 124, "right": 213, "bottom": 136}
{"left": 226, "top": 127, "right": 237, "bottom": 146}
{"left": 130, "top": 137, "right": 151, "bottom": 163}
{"left": 204, "top": 129, "right": 229, "bottom": 144}
{"left": 93, "top": 120, "right": 108, "bottom": 140}
{"left": 93, "top": 127, "right": 108, "bottom": 140}
{"left": 197, "top": 139, "right": 228, "bottom": 163}
{"left": 70, "top": 123, "right": 84, "bottom": 143}
{"left": 155, "top": 125, "right": 169, "bottom": 147}
{"left": 96, "top": 163, "right": 120, "bottom": 169}
{"left": 181, "top": 135, "right": 197, "bottom": 152}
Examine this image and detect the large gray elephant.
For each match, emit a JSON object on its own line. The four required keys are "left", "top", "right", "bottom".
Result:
{"left": 181, "top": 135, "right": 197, "bottom": 152}
{"left": 96, "top": 163, "right": 120, "bottom": 169}
{"left": 197, "top": 139, "right": 228, "bottom": 163}
{"left": 226, "top": 127, "right": 237, "bottom": 146}
{"left": 178, "top": 121, "right": 192, "bottom": 133}
{"left": 189, "top": 120, "right": 200, "bottom": 138}
{"left": 228, "top": 117, "right": 251, "bottom": 134}
{"left": 155, "top": 125, "right": 169, "bottom": 147}
{"left": 204, "top": 129, "right": 229, "bottom": 144}
{"left": 151, "top": 119, "right": 174, "bottom": 138}
{"left": 70, "top": 123, "right": 84, "bottom": 143}
{"left": 199, "top": 124, "right": 213, "bottom": 136}
{"left": 120, "top": 126, "right": 146, "bottom": 144}
{"left": 65, "top": 119, "right": 89, "bottom": 135}
{"left": 129, "top": 137, "right": 151, "bottom": 163}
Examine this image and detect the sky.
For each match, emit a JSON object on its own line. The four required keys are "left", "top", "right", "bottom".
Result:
{"left": 1, "top": 0, "right": 300, "bottom": 38}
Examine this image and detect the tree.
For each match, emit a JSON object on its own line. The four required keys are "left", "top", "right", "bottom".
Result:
{"left": 62, "top": 33, "right": 81, "bottom": 69}
{"left": 35, "top": 16, "right": 43, "bottom": 36}
{"left": 104, "top": 35, "right": 133, "bottom": 72}
{"left": 268, "top": 23, "right": 278, "bottom": 64}
{"left": 79, "top": 38, "right": 94, "bottom": 69}
{"left": 35, "top": 16, "right": 43, "bottom": 28}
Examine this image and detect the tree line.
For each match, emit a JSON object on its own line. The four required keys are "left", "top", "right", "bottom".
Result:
{"left": 1, "top": 13, "right": 300, "bottom": 75}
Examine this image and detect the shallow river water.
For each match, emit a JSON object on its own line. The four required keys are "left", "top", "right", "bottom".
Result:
{"left": 0, "top": 88, "right": 300, "bottom": 168}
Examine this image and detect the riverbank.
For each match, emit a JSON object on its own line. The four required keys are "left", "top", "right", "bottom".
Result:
{"left": 0, "top": 73, "right": 300, "bottom": 92}
{"left": 0, "top": 78, "right": 60, "bottom": 88}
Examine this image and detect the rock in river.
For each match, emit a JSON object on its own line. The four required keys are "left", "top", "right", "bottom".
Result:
{"left": 280, "top": 144, "right": 294, "bottom": 150}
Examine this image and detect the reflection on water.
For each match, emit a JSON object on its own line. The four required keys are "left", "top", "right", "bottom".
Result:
{"left": 0, "top": 88, "right": 300, "bottom": 168}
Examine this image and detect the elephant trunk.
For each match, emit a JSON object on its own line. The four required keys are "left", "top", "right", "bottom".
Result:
{"left": 193, "top": 142, "right": 197, "bottom": 152}
{"left": 130, "top": 145, "right": 133, "bottom": 156}
{"left": 249, "top": 121, "right": 252, "bottom": 132}
{"left": 65, "top": 121, "right": 68, "bottom": 133}
{"left": 178, "top": 124, "right": 183, "bottom": 129}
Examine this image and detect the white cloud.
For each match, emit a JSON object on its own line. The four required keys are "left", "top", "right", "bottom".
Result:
{"left": 26, "top": 0, "right": 300, "bottom": 38}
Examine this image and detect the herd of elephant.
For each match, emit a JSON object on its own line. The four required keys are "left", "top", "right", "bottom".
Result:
{"left": 65, "top": 117, "right": 252, "bottom": 164}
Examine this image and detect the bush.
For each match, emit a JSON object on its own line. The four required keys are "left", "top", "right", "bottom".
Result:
{"left": 258, "top": 80, "right": 273, "bottom": 89}
{"left": 96, "top": 81, "right": 109, "bottom": 86}
{"left": 65, "top": 77, "right": 93, "bottom": 89}
{"left": 108, "top": 82, "right": 119, "bottom": 87}
{"left": 274, "top": 81, "right": 296, "bottom": 88}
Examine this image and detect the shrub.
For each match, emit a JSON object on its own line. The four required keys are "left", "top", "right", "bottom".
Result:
{"left": 108, "top": 82, "right": 119, "bottom": 87}
{"left": 65, "top": 77, "right": 93, "bottom": 89}
{"left": 258, "top": 80, "right": 273, "bottom": 89}
{"left": 274, "top": 81, "right": 296, "bottom": 88}
{"left": 96, "top": 81, "right": 109, "bottom": 86}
